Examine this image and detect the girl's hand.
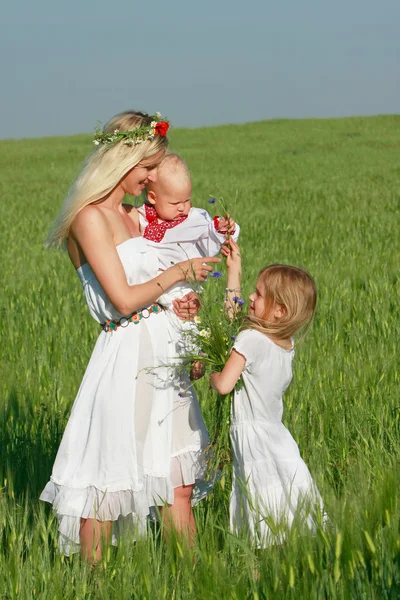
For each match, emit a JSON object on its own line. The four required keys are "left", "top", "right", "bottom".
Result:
{"left": 190, "top": 360, "right": 206, "bottom": 381}
{"left": 172, "top": 291, "right": 201, "bottom": 321}
{"left": 224, "top": 238, "right": 241, "bottom": 271}
{"left": 174, "top": 256, "right": 221, "bottom": 282}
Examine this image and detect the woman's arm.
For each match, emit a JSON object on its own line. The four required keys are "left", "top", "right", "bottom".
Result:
{"left": 210, "top": 350, "right": 245, "bottom": 395}
{"left": 70, "top": 206, "right": 220, "bottom": 315}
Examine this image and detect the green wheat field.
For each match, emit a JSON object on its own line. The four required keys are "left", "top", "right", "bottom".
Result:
{"left": 0, "top": 115, "right": 399, "bottom": 599}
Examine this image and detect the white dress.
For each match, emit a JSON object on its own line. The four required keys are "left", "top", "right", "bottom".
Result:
{"left": 230, "top": 329, "right": 323, "bottom": 547}
{"left": 40, "top": 237, "right": 210, "bottom": 555}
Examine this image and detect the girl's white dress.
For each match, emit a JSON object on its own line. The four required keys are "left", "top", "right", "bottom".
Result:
{"left": 40, "top": 237, "right": 210, "bottom": 555}
{"left": 230, "top": 329, "right": 323, "bottom": 546}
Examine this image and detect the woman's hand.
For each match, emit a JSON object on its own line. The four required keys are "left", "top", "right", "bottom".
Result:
{"left": 172, "top": 291, "right": 201, "bottom": 321}
{"left": 174, "top": 256, "right": 221, "bottom": 282}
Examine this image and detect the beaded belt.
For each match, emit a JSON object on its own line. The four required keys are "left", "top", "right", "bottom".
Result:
{"left": 102, "top": 303, "right": 163, "bottom": 332}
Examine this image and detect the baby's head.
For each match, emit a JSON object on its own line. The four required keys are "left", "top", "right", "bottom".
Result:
{"left": 247, "top": 264, "right": 317, "bottom": 340}
{"left": 146, "top": 154, "right": 192, "bottom": 221}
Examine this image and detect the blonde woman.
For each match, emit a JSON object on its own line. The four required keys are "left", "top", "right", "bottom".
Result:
{"left": 40, "top": 111, "right": 220, "bottom": 561}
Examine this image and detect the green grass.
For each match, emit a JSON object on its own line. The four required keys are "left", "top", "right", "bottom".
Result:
{"left": 1, "top": 115, "right": 400, "bottom": 598}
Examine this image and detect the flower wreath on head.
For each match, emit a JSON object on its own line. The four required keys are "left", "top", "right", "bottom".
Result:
{"left": 93, "top": 112, "right": 170, "bottom": 147}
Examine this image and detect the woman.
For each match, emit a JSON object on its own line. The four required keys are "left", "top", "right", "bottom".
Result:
{"left": 40, "top": 110, "right": 220, "bottom": 561}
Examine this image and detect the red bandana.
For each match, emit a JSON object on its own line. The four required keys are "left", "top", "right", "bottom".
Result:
{"left": 143, "top": 204, "right": 188, "bottom": 242}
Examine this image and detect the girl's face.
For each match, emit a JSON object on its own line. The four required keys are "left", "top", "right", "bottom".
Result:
{"left": 248, "top": 277, "right": 267, "bottom": 319}
{"left": 121, "top": 151, "right": 164, "bottom": 197}
{"left": 249, "top": 277, "right": 286, "bottom": 321}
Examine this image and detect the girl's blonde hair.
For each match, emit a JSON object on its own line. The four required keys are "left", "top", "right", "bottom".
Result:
{"left": 47, "top": 110, "right": 168, "bottom": 247}
{"left": 245, "top": 264, "right": 317, "bottom": 340}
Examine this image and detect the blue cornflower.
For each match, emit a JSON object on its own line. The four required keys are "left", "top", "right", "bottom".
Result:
{"left": 210, "top": 271, "right": 223, "bottom": 278}
{"left": 178, "top": 392, "right": 184, "bottom": 398}
{"left": 232, "top": 296, "right": 245, "bottom": 306}
{"left": 208, "top": 197, "right": 216, "bottom": 204}
{"left": 230, "top": 335, "right": 236, "bottom": 341}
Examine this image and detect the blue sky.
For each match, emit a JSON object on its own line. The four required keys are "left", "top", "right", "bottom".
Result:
{"left": 1, "top": 0, "right": 399, "bottom": 139}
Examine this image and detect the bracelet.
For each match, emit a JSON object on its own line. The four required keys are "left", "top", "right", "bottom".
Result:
{"left": 225, "top": 287, "right": 241, "bottom": 293}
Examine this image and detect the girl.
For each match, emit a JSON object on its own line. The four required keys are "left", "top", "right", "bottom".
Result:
{"left": 211, "top": 239, "right": 324, "bottom": 546}
{"left": 40, "top": 110, "right": 220, "bottom": 561}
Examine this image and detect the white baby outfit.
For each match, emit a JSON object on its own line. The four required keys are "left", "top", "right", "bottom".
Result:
{"left": 138, "top": 204, "right": 240, "bottom": 272}
{"left": 230, "top": 329, "right": 323, "bottom": 547}
{"left": 40, "top": 237, "right": 210, "bottom": 555}
{"left": 138, "top": 204, "right": 240, "bottom": 353}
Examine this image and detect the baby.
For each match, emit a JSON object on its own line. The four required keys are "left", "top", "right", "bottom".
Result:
{"left": 138, "top": 153, "right": 239, "bottom": 269}
{"left": 137, "top": 153, "right": 240, "bottom": 357}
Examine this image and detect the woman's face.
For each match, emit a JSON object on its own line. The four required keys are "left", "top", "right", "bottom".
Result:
{"left": 121, "top": 151, "right": 164, "bottom": 197}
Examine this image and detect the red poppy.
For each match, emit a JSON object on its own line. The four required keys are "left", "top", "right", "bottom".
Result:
{"left": 155, "top": 121, "right": 169, "bottom": 136}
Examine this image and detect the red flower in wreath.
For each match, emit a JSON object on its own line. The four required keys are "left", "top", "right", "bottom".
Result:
{"left": 155, "top": 121, "right": 169, "bottom": 136}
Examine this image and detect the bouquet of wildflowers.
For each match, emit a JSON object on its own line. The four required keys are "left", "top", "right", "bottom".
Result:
{"left": 181, "top": 194, "right": 244, "bottom": 486}
{"left": 187, "top": 301, "right": 244, "bottom": 478}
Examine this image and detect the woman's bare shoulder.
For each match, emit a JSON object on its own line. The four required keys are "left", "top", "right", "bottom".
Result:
{"left": 71, "top": 205, "right": 111, "bottom": 236}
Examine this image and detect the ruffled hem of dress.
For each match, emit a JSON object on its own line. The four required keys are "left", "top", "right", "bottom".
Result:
{"left": 230, "top": 480, "right": 325, "bottom": 549}
{"left": 39, "top": 449, "right": 212, "bottom": 555}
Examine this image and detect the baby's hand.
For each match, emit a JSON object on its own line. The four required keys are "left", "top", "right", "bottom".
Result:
{"left": 215, "top": 213, "right": 236, "bottom": 235}
{"left": 172, "top": 291, "right": 201, "bottom": 321}
{"left": 190, "top": 360, "right": 206, "bottom": 381}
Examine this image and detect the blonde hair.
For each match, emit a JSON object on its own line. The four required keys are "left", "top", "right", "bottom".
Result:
{"left": 47, "top": 110, "right": 168, "bottom": 247}
{"left": 147, "top": 153, "right": 191, "bottom": 194}
{"left": 245, "top": 264, "right": 317, "bottom": 340}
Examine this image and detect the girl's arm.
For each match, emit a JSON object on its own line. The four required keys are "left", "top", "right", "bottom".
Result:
{"left": 70, "top": 206, "right": 220, "bottom": 315}
{"left": 222, "top": 237, "right": 242, "bottom": 316}
{"left": 210, "top": 350, "right": 245, "bottom": 395}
